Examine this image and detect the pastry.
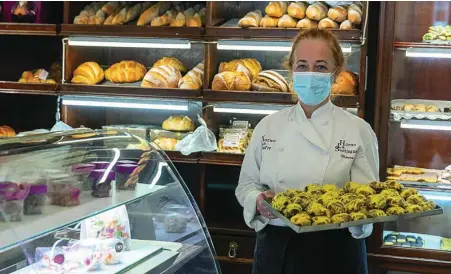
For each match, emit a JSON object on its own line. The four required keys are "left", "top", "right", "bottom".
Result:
{"left": 368, "top": 194, "right": 387, "bottom": 210}
{"left": 260, "top": 15, "right": 279, "bottom": 27}
{"left": 151, "top": 10, "right": 175, "bottom": 26}
{"left": 283, "top": 203, "right": 303, "bottom": 218}
{"left": 345, "top": 198, "right": 366, "bottom": 213}
{"left": 238, "top": 10, "right": 263, "bottom": 27}
{"left": 338, "top": 193, "right": 358, "bottom": 204}
{"left": 331, "top": 71, "right": 358, "bottom": 95}
{"left": 400, "top": 188, "right": 418, "bottom": 200}
{"left": 387, "top": 168, "right": 403, "bottom": 176}
{"left": 406, "top": 194, "right": 425, "bottom": 205}
{"left": 307, "top": 201, "right": 329, "bottom": 216}
{"left": 186, "top": 12, "right": 202, "bottom": 27}
{"left": 415, "top": 104, "right": 427, "bottom": 112}
{"left": 211, "top": 71, "right": 251, "bottom": 91}
{"left": 386, "top": 180, "right": 404, "bottom": 191}
{"left": 101, "top": 1, "right": 121, "bottom": 16}
{"left": 312, "top": 216, "right": 331, "bottom": 225}
{"left": 317, "top": 191, "right": 339, "bottom": 206}
{"left": 71, "top": 62, "right": 105, "bottom": 85}
{"left": 370, "top": 181, "right": 387, "bottom": 192}
{"left": 162, "top": 116, "right": 195, "bottom": 132}
{"left": 0, "top": 126, "right": 16, "bottom": 137}
{"left": 427, "top": 104, "right": 440, "bottom": 112}
{"left": 265, "top": 1, "right": 288, "bottom": 18}
{"left": 318, "top": 18, "right": 339, "bottom": 29}
{"left": 348, "top": 4, "right": 363, "bottom": 25}
{"left": 343, "top": 182, "right": 361, "bottom": 193}
{"left": 287, "top": 2, "right": 307, "bottom": 19}
{"left": 291, "top": 213, "right": 312, "bottom": 226}
{"left": 252, "top": 70, "right": 289, "bottom": 92}
{"left": 305, "top": 184, "right": 322, "bottom": 196}
{"left": 327, "top": 6, "right": 347, "bottom": 23}
{"left": 153, "top": 57, "right": 187, "bottom": 73}
{"left": 272, "top": 195, "right": 290, "bottom": 211}
{"left": 291, "top": 194, "right": 312, "bottom": 209}
{"left": 154, "top": 137, "right": 178, "bottom": 150}
{"left": 322, "top": 184, "right": 338, "bottom": 193}
{"left": 217, "top": 139, "right": 247, "bottom": 154}
{"left": 325, "top": 199, "right": 345, "bottom": 215}
{"left": 380, "top": 188, "right": 400, "bottom": 197}
{"left": 386, "top": 195, "right": 405, "bottom": 207}
{"left": 105, "top": 61, "right": 147, "bottom": 83}
{"left": 74, "top": 15, "right": 89, "bottom": 24}
{"left": 405, "top": 204, "right": 423, "bottom": 214}
{"left": 141, "top": 65, "right": 182, "bottom": 88}
{"left": 306, "top": 2, "right": 328, "bottom": 21}
{"left": 340, "top": 20, "right": 353, "bottom": 30}
{"left": 170, "top": 12, "right": 186, "bottom": 27}
{"left": 219, "top": 58, "right": 262, "bottom": 80}
{"left": 403, "top": 104, "right": 416, "bottom": 111}
{"left": 420, "top": 201, "right": 435, "bottom": 211}
{"left": 368, "top": 209, "right": 386, "bottom": 218}
{"left": 386, "top": 206, "right": 406, "bottom": 216}
{"left": 178, "top": 62, "right": 204, "bottom": 89}
{"left": 125, "top": 3, "right": 142, "bottom": 23}
{"left": 350, "top": 212, "right": 367, "bottom": 221}
{"left": 355, "top": 185, "right": 376, "bottom": 197}
{"left": 331, "top": 213, "right": 351, "bottom": 224}
{"left": 137, "top": 2, "right": 171, "bottom": 26}
{"left": 297, "top": 18, "right": 318, "bottom": 29}
{"left": 278, "top": 14, "right": 297, "bottom": 28}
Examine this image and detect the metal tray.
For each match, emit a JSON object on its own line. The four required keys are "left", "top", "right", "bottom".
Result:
{"left": 262, "top": 200, "right": 443, "bottom": 234}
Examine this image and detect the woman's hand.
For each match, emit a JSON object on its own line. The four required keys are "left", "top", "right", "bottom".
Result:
{"left": 256, "top": 190, "right": 277, "bottom": 219}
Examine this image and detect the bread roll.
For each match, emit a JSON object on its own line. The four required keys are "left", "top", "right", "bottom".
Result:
{"left": 125, "top": 3, "right": 142, "bottom": 23}
{"left": 154, "top": 137, "right": 178, "bottom": 150}
{"left": 103, "top": 12, "right": 116, "bottom": 25}
{"left": 101, "top": 1, "right": 121, "bottom": 16}
{"left": 318, "top": 18, "right": 339, "bottom": 29}
{"left": 252, "top": 70, "right": 289, "bottom": 92}
{"left": 287, "top": 2, "right": 307, "bottom": 19}
{"left": 162, "top": 116, "right": 195, "bottom": 132}
{"left": 327, "top": 6, "right": 347, "bottom": 23}
{"left": 238, "top": 10, "right": 262, "bottom": 28}
{"left": 95, "top": 10, "right": 106, "bottom": 25}
{"left": 74, "top": 15, "right": 89, "bottom": 24}
{"left": 141, "top": 65, "right": 181, "bottom": 88}
{"left": 265, "top": 2, "right": 288, "bottom": 18}
{"left": 178, "top": 62, "right": 204, "bottom": 89}
{"left": 111, "top": 6, "right": 128, "bottom": 25}
{"left": 297, "top": 18, "right": 318, "bottom": 29}
{"left": 212, "top": 71, "right": 251, "bottom": 91}
{"left": 186, "top": 12, "right": 202, "bottom": 27}
{"left": 105, "top": 61, "right": 147, "bottom": 83}
{"left": 278, "top": 14, "right": 297, "bottom": 28}
{"left": 0, "top": 125, "right": 16, "bottom": 137}
{"left": 151, "top": 10, "right": 175, "bottom": 26}
{"left": 340, "top": 20, "right": 353, "bottom": 30}
{"left": 184, "top": 8, "right": 195, "bottom": 22}
{"left": 331, "top": 71, "right": 358, "bottom": 95}
{"left": 260, "top": 15, "right": 279, "bottom": 27}
{"left": 153, "top": 57, "right": 187, "bottom": 73}
{"left": 348, "top": 4, "right": 362, "bottom": 25}
{"left": 170, "top": 12, "right": 186, "bottom": 26}
{"left": 71, "top": 62, "right": 105, "bottom": 85}
{"left": 306, "top": 2, "right": 328, "bottom": 21}
{"left": 137, "top": 2, "right": 171, "bottom": 26}
{"left": 219, "top": 58, "right": 262, "bottom": 80}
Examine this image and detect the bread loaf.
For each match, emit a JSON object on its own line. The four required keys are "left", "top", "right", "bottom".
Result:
{"left": 331, "top": 71, "right": 358, "bottom": 95}
{"left": 0, "top": 125, "right": 16, "bottom": 138}
{"left": 318, "top": 18, "right": 339, "bottom": 29}
{"left": 297, "top": 18, "right": 318, "bottom": 29}
{"left": 154, "top": 137, "right": 179, "bottom": 150}
{"left": 278, "top": 14, "right": 297, "bottom": 28}
{"left": 327, "top": 6, "right": 347, "bottom": 23}
{"left": 260, "top": 15, "right": 279, "bottom": 27}
{"left": 340, "top": 20, "right": 353, "bottom": 30}
{"left": 125, "top": 3, "right": 142, "bottom": 23}
{"left": 212, "top": 71, "right": 251, "bottom": 91}
{"left": 105, "top": 61, "right": 147, "bottom": 83}
{"left": 306, "top": 2, "right": 328, "bottom": 21}
{"left": 151, "top": 10, "right": 175, "bottom": 26}
{"left": 178, "top": 62, "right": 204, "bottom": 89}
{"left": 137, "top": 2, "right": 171, "bottom": 26}
{"left": 238, "top": 10, "right": 262, "bottom": 28}
{"left": 252, "top": 70, "right": 289, "bottom": 92}
{"left": 111, "top": 6, "right": 128, "bottom": 25}
{"left": 95, "top": 10, "right": 106, "bottom": 25}
{"left": 186, "top": 12, "right": 202, "bottom": 27}
{"left": 141, "top": 65, "right": 181, "bottom": 88}
{"left": 101, "top": 1, "right": 121, "bottom": 16}
{"left": 162, "top": 116, "right": 195, "bottom": 132}
{"left": 287, "top": 2, "right": 307, "bottom": 19}
{"left": 71, "top": 62, "right": 105, "bottom": 85}
{"left": 170, "top": 12, "right": 186, "bottom": 26}
{"left": 74, "top": 15, "right": 89, "bottom": 24}
{"left": 219, "top": 58, "right": 262, "bottom": 80}
{"left": 153, "top": 57, "right": 187, "bottom": 73}
{"left": 348, "top": 4, "right": 362, "bottom": 25}
{"left": 265, "top": 2, "right": 288, "bottom": 18}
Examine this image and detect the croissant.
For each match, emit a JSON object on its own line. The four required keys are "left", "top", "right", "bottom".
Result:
{"left": 178, "top": 62, "right": 204, "bottom": 89}
{"left": 260, "top": 15, "right": 279, "bottom": 27}
{"left": 74, "top": 15, "right": 89, "bottom": 24}
{"left": 111, "top": 7, "right": 128, "bottom": 25}
{"left": 151, "top": 10, "right": 175, "bottom": 26}
{"left": 219, "top": 58, "right": 262, "bottom": 80}
{"left": 296, "top": 18, "right": 318, "bottom": 29}
{"left": 142, "top": 65, "right": 181, "bottom": 88}
{"left": 265, "top": 1, "right": 288, "bottom": 18}
{"left": 211, "top": 71, "right": 251, "bottom": 91}
{"left": 105, "top": 61, "right": 147, "bottom": 83}
{"left": 101, "top": 1, "right": 121, "bottom": 16}
{"left": 153, "top": 57, "right": 187, "bottom": 73}
{"left": 238, "top": 10, "right": 263, "bottom": 28}
{"left": 125, "top": 3, "right": 142, "bottom": 23}
{"left": 186, "top": 12, "right": 202, "bottom": 27}
{"left": 331, "top": 71, "right": 358, "bottom": 95}
{"left": 137, "top": 2, "right": 171, "bottom": 26}
{"left": 95, "top": 10, "right": 106, "bottom": 25}
{"left": 71, "top": 62, "right": 105, "bottom": 85}
{"left": 278, "top": 14, "right": 297, "bottom": 28}
{"left": 287, "top": 2, "right": 307, "bottom": 19}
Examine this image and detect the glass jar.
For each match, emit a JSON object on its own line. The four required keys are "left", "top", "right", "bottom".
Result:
{"left": 48, "top": 180, "right": 81, "bottom": 207}
{"left": 0, "top": 182, "right": 29, "bottom": 222}
{"left": 115, "top": 164, "right": 138, "bottom": 190}
{"left": 24, "top": 184, "right": 47, "bottom": 215}
{"left": 72, "top": 164, "right": 95, "bottom": 191}
{"left": 89, "top": 170, "right": 114, "bottom": 198}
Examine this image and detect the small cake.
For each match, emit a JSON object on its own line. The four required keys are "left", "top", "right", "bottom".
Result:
{"left": 312, "top": 216, "right": 331, "bottom": 225}
{"left": 386, "top": 206, "right": 406, "bottom": 216}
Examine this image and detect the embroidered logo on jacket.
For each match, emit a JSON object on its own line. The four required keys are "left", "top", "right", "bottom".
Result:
{"left": 262, "top": 135, "right": 276, "bottom": 151}
{"left": 335, "top": 140, "right": 358, "bottom": 159}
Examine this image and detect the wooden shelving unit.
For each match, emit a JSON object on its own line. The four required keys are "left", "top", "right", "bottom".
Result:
{"left": 0, "top": 23, "right": 58, "bottom": 36}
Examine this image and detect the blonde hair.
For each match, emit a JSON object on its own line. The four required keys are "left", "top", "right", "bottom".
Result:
{"left": 286, "top": 29, "right": 345, "bottom": 72}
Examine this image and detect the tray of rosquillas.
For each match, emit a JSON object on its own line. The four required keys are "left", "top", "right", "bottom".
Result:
{"left": 262, "top": 181, "right": 443, "bottom": 233}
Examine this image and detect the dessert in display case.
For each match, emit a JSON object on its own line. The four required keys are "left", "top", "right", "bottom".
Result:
{"left": 0, "top": 130, "right": 220, "bottom": 274}
{"left": 372, "top": 1, "right": 451, "bottom": 273}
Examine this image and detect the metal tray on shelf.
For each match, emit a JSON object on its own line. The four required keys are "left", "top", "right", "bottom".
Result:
{"left": 398, "top": 180, "right": 451, "bottom": 189}
{"left": 262, "top": 200, "right": 443, "bottom": 234}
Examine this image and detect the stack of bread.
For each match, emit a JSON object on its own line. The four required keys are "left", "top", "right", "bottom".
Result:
{"left": 0, "top": 126, "right": 16, "bottom": 138}
{"left": 18, "top": 62, "right": 61, "bottom": 84}
{"left": 238, "top": 1, "right": 363, "bottom": 30}
{"left": 331, "top": 70, "right": 359, "bottom": 95}
{"left": 152, "top": 116, "right": 195, "bottom": 150}
{"left": 73, "top": 1, "right": 206, "bottom": 27}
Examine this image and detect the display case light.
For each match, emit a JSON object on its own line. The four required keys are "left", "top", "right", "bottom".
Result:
{"left": 406, "top": 47, "right": 451, "bottom": 58}
{"left": 67, "top": 37, "right": 191, "bottom": 49}
{"left": 400, "top": 120, "right": 451, "bottom": 131}
{"left": 213, "top": 103, "right": 287, "bottom": 115}
{"left": 217, "top": 40, "right": 352, "bottom": 53}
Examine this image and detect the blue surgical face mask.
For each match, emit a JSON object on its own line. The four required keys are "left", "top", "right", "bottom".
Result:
{"left": 292, "top": 71, "right": 334, "bottom": 106}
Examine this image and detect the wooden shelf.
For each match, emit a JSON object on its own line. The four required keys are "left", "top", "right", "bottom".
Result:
{"left": 0, "top": 23, "right": 58, "bottom": 36}
{"left": 0, "top": 82, "right": 57, "bottom": 96}
{"left": 394, "top": 42, "right": 451, "bottom": 49}
{"left": 60, "top": 84, "right": 202, "bottom": 100}
{"left": 209, "top": 226, "right": 255, "bottom": 237}
{"left": 203, "top": 89, "right": 296, "bottom": 105}
{"left": 60, "top": 24, "right": 204, "bottom": 39}
{"left": 200, "top": 152, "right": 244, "bottom": 166}
{"left": 164, "top": 151, "right": 200, "bottom": 164}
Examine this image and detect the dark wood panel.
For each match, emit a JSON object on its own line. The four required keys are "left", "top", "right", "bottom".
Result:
{"left": 368, "top": 253, "right": 451, "bottom": 273}
{"left": 0, "top": 23, "right": 57, "bottom": 36}
{"left": 200, "top": 152, "right": 244, "bottom": 166}
{"left": 0, "top": 82, "right": 57, "bottom": 96}
{"left": 211, "top": 234, "right": 255, "bottom": 260}
{"left": 164, "top": 151, "right": 200, "bottom": 164}
{"left": 388, "top": 121, "right": 451, "bottom": 170}
{"left": 217, "top": 259, "right": 253, "bottom": 274}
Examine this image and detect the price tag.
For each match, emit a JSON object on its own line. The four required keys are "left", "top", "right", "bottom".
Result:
{"left": 232, "top": 120, "right": 249, "bottom": 129}
{"left": 223, "top": 133, "right": 241, "bottom": 148}
{"left": 38, "top": 69, "right": 49, "bottom": 80}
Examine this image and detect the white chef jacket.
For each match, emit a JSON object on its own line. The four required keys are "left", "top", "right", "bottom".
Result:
{"left": 236, "top": 101, "right": 379, "bottom": 236}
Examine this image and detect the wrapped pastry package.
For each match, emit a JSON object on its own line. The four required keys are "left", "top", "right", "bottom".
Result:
{"left": 217, "top": 125, "right": 253, "bottom": 154}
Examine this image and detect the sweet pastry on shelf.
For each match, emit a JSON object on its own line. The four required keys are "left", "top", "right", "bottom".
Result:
{"left": 325, "top": 199, "right": 345, "bottom": 215}
{"left": 141, "top": 65, "right": 182, "bottom": 88}
{"left": 162, "top": 116, "right": 195, "bottom": 132}
{"left": 260, "top": 15, "right": 279, "bottom": 27}
{"left": 306, "top": 2, "right": 328, "bottom": 21}
{"left": 386, "top": 195, "right": 405, "bottom": 207}
{"left": 331, "top": 213, "right": 351, "bottom": 224}
{"left": 327, "top": 6, "right": 347, "bottom": 23}
{"left": 368, "top": 194, "right": 387, "bottom": 210}
{"left": 137, "top": 2, "right": 171, "bottom": 26}
{"left": 380, "top": 188, "right": 400, "bottom": 197}
{"left": 317, "top": 191, "right": 339, "bottom": 206}
{"left": 348, "top": 3, "right": 363, "bottom": 25}
{"left": 368, "top": 209, "right": 386, "bottom": 218}
{"left": 71, "top": 62, "right": 105, "bottom": 85}
{"left": 318, "top": 18, "right": 339, "bottom": 29}
{"left": 312, "top": 216, "right": 331, "bottom": 225}
{"left": 370, "top": 181, "right": 387, "bottom": 192}
{"left": 331, "top": 71, "right": 358, "bottom": 95}
{"left": 238, "top": 10, "right": 263, "bottom": 27}
{"left": 386, "top": 206, "right": 406, "bottom": 216}
{"left": 212, "top": 71, "right": 252, "bottom": 91}
{"left": 219, "top": 58, "right": 262, "bottom": 80}
{"left": 0, "top": 125, "right": 16, "bottom": 137}
{"left": 151, "top": 10, "right": 176, "bottom": 26}
{"left": 403, "top": 104, "right": 416, "bottom": 111}
{"left": 385, "top": 180, "right": 404, "bottom": 191}
{"left": 350, "top": 211, "right": 367, "bottom": 221}
{"left": 406, "top": 194, "right": 425, "bottom": 205}
{"left": 415, "top": 104, "right": 427, "bottom": 112}
{"left": 297, "top": 18, "right": 318, "bottom": 29}
{"left": 170, "top": 12, "right": 186, "bottom": 26}
{"left": 287, "top": 2, "right": 307, "bottom": 19}
{"left": 278, "top": 14, "right": 298, "bottom": 28}
{"left": 321, "top": 184, "right": 338, "bottom": 193}
{"left": 18, "top": 69, "right": 57, "bottom": 84}
{"left": 178, "top": 62, "right": 204, "bottom": 89}
{"left": 405, "top": 204, "right": 423, "bottom": 214}
{"left": 105, "top": 61, "right": 147, "bottom": 83}
{"left": 153, "top": 57, "right": 187, "bottom": 73}
{"left": 343, "top": 181, "right": 360, "bottom": 194}
{"left": 423, "top": 25, "right": 451, "bottom": 42}
{"left": 251, "top": 70, "right": 289, "bottom": 92}
{"left": 305, "top": 184, "right": 322, "bottom": 196}
{"left": 345, "top": 198, "right": 366, "bottom": 213}
{"left": 291, "top": 213, "right": 312, "bottom": 226}
{"left": 153, "top": 137, "right": 178, "bottom": 150}
{"left": 265, "top": 1, "right": 289, "bottom": 18}
{"left": 356, "top": 185, "right": 376, "bottom": 197}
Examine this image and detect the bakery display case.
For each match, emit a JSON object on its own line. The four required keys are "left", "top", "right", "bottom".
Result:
{"left": 0, "top": 130, "right": 220, "bottom": 274}
{"left": 372, "top": 1, "right": 451, "bottom": 273}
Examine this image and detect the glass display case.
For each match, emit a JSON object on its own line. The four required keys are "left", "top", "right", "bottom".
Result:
{"left": 0, "top": 130, "right": 220, "bottom": 274}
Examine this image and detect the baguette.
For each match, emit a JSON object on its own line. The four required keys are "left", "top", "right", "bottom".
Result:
{"left": 306, "top": 2, "right": 328, "bottom": 21}
{"left": 238, "top": 10, "right": 262, "bottom": 28}
{"left": 265, "top": 1, "right": 289, "bottom": 18}
{"left": 327, "top": 6, "right": 347, "bottom": 23}
{"left": 318, "top": 18, "right": 339, "bottom": 29}
{"left": 296, "top": 18, "right": 318, "bottom": 29}
{"left": 278, "top": 14, "right": 297, "bottom": 28}
{"left": 260, "top": 15, "right": 279, "bottom": 27}
{"left": 287, "top": 2, "right": 307, "bottom": 19}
